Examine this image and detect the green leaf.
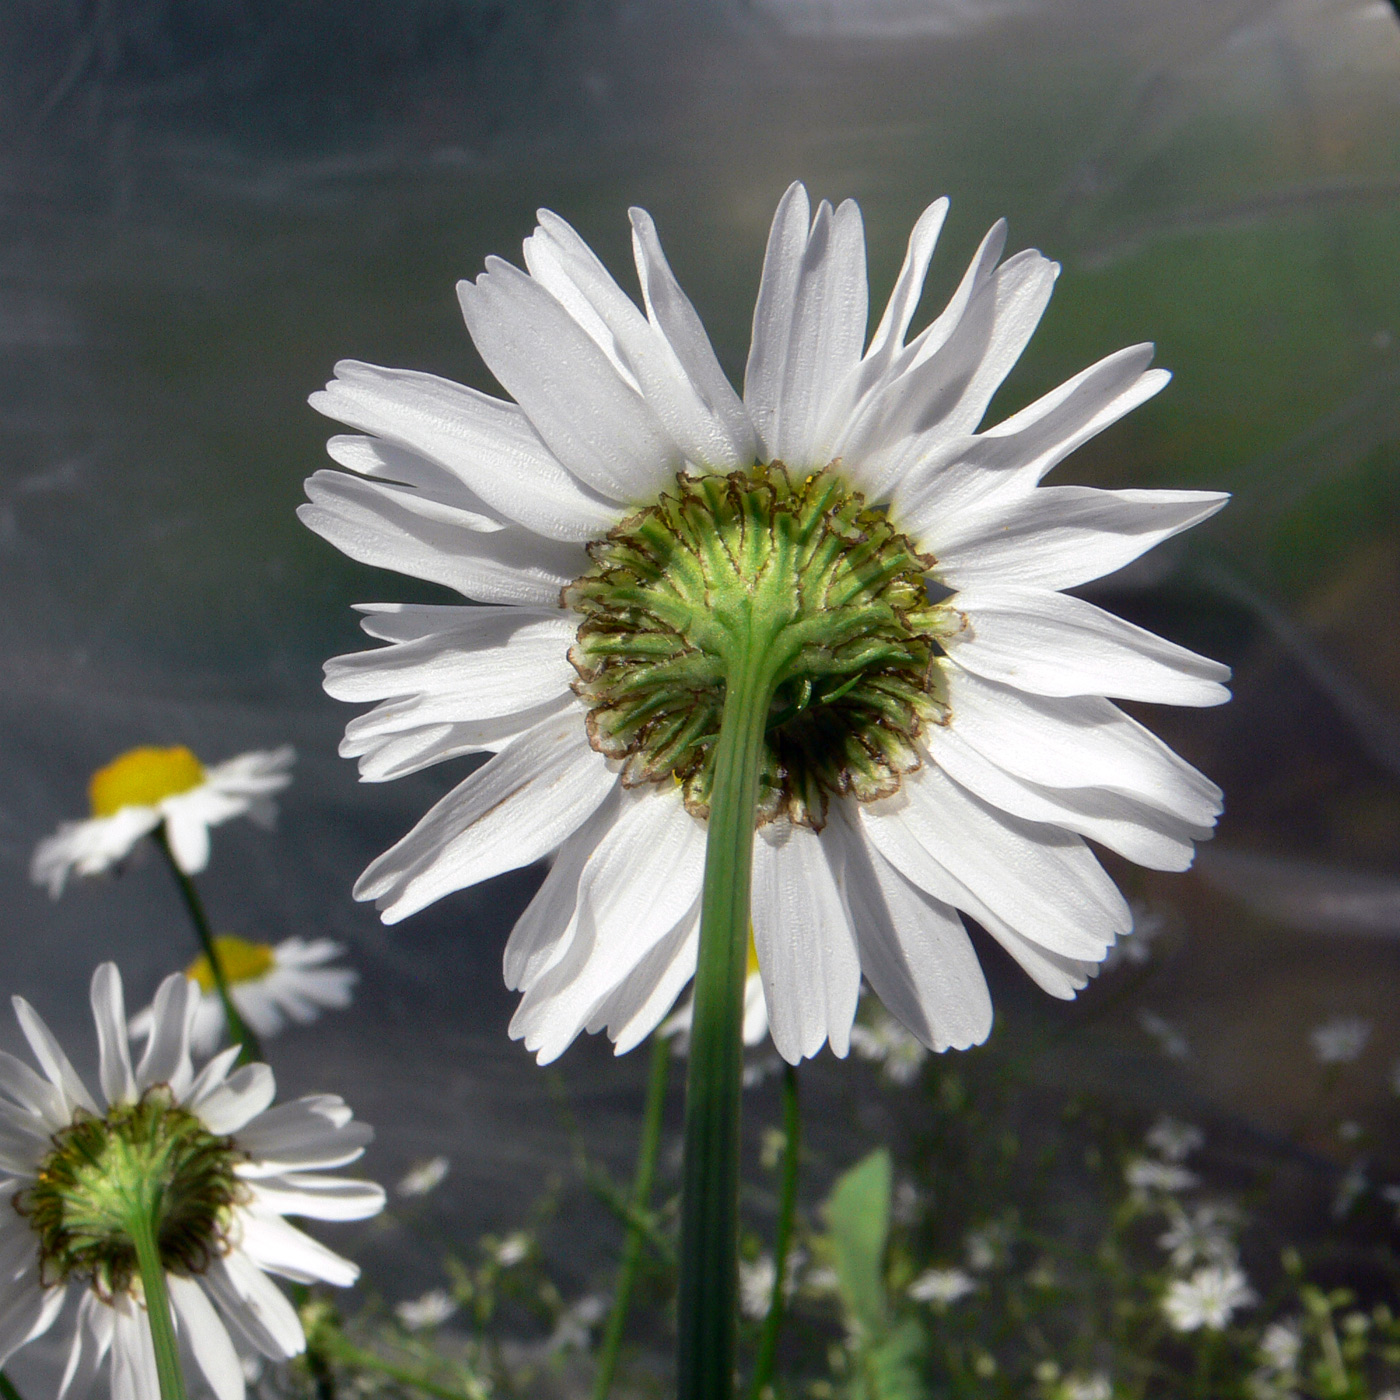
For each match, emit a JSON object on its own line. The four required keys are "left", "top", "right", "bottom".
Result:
{"left": 824, "top": 1148, "right": 893, "bottom": 1338}
{"left": 859, "top": 1319, "right": 926, "bottom": 1400}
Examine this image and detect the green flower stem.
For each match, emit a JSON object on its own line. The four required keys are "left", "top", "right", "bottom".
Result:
{"left": 747, "top": 1063, "right": 801, "bottom": 1400}
{"left": 0, "top": 1372, "right": 26, "bottom": 1400}
{"left": 592, "top": 1032, "right": 672, "bottom": 1400}
{"left": 311, "top": 1330, "right": 486, "bottom": 1400}
{"left": 678, "top": 634, "right": 783, "bottom": 1400}
{"left": 126, "top": 1198, "right": 188, "bottom": 1400}
{"left": 152, "top": 826, "right": 263, "bottom": 1065}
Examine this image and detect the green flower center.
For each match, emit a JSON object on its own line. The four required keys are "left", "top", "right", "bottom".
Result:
{"left": 565, "top": 461, "right": 957, "bottom": 830}
{"left": 16, "top": 1087, "right": 244, "bottom": 1297}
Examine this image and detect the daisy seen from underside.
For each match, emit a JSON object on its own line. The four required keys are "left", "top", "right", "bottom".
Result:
{"left": 0, "top": 963, "right": 383, "bottom": 1400}
{"left": 31, "top": 745, "right": 295, "bottom": 896}
{"left": 299, "top": 182, "right": 1228, "bottom": 1070}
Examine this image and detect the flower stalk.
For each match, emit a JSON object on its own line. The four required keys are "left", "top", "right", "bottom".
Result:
{"left": 152, "top": 826, "right": 263, "bottom": 1064}
{"left": 126, "top": 1196, "right": 188, "bottom": 1400}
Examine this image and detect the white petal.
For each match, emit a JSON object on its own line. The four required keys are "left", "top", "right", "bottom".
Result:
{"left": 204, "top": 1251, "right": 305, "bottom": 1360}
{"left": 310, "top": 360, "right": 621, "bottom": 541}
{"left": 923, "top": 722, "right": 1208, "bottom": 871}
{"left": 234, "top": 1096, "right": 371, "bottom": 1174}
{"left": 325, "top": 434, "right": 508, "bottom": 520}
{"left": 827, "top": 803, "right": 991, "bottom": 1052}
{"left": 235, "top": 1210, "right": 359, "bottom": 1287}
{"left": 134, "top": 974, "right": 196, "bottom": 1097}
{"left": 169, "top": 1277, "right": 244, "bottom": 1400}
{"left": 0, "top": 1271, "right": 63, "bottom": 1369}
{"left": 0, "top": 1049, "right": 70, "bottom": 1132}
{"left": 862, "top": 198, "right": 950, "bottom": 370}
{"left": 860, "top": 765, "right": 1128, "bottom": 961}
{"left": 192, "top": 1064, "right": 277, "bottom": 1136}
{"left": 751, "top": 821, "right": 862, "bottom": 1064}
{"left": 459, "top": 259, "right": 683, "bottom": 503}
{"left": 182, "top": 1045, "right": 241, "bottom": 1109}
{"left": 110, "top": 1294, "right": 160, "bottom": 1400}
{"left": 91, "top": 964, "right": 136, "bottom": 1108}
{"left": 942, "top": 667, "right": 1223, "bottom": 827}
{"left": 30, "top": 808, "right": 160, "bottom": 896}
{"left": 943, "top": 585, "right": 1230, "bottom": 706}
{"left": 299, "top": 469, "right": 586, "bottom": 606}
{"left": 162, "top": 811, "right": 211, "bottom": 875}
{"left": 59, "top": 1291, "right": 115, "bottom": 1400}
{"left": 246, "top": 1174, "right": 386, "bottom": 1222}
{"left": 745, "top": 185, "right": 869, "bottom": 465}
{"left": 930, "top": 485, "right": 1229, "bottom": 591}
{"left": 607, "top": 910, "right": 701, "bottom": 1056}
{"left": 355, "top": 706, "right": 615, "bottom": 924}
{"left": 509, "top": 785, "right": 705, "bottom": 1064}
{"left": 11, "top": 997, "right": 98, "bottom": 1117}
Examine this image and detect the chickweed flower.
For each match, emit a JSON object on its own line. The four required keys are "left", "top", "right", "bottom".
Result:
{"left": 908, "top": 1267, "right": 977, "bottom": 1307}
{"left": 1124, "top": 1156, "right": 1199, "bottom": 1195}
{"left": 1309, "top": 1016, "right": 1371, "bottom": 1065}
{"left": 396, "top": 1156, "right": 450, "bottom": 1198}
{"left": 1144, "top": 1116, "right": 1204, "bottom": 1162}
{"left": 395, "top": 1289, "right": 458, "bottom": 1332}
{"left": 301, "top": 184, "right": 1227, "bottom": 1067}
{"left": 31, "top": 745, "right": 295, "bottom": 894}
{"left": 1162, "top": 1265, "right": 1256, "bottom": 1332}
{"left": 849, "top": 1007, "right": 929, "bottom": 1085}
{"left": 0, "top": 963, "right": 383, "bottom": 1399}
{"left": 129, "top": 936, "right": 357, "bottom": 1056}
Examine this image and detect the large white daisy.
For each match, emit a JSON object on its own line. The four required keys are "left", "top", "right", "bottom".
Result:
{"left": 128, "top": 936, "right": 358, "bottom": 1057}
{"left": 31, "top": 746, "right": 296, "bottom": 896}
{"left": 0, "top": 963, "right": 384, "bottom": 1400}
{"left": 300, "top": 183, "right": 1228, "bottom": 1067}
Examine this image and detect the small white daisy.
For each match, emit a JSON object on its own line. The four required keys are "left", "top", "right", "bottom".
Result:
{"left": 0, "top": 963, "right": 384, "bottom": 1400}
{"left": 1144, "top": 1115, "right": 1204, "bottom": 1162}
{"left": 1161, "top": 1264, "right": 1256, "bottom": 1332}
{"left": 396, "top": 1155, "right": 450, "bottom": 1198}
{"left": 1156, "top": 1202, "right": 1240, "bottom": 1269}
{"left": 1309, "top": 1017, "right": 1371, "bottom": 1065}
{"left": 129, "top": 936, "right": 357, "bottom": 1056}
{"left": 1124, "top": 1156, "right": 1199, "bottom": 1194}
{"left": 549, "top": 1295, "right": 607, "bottom": 1352}
{"left": 395, "top": 1289, "right": 458, "bottom": 1332}
{"left": 908, "top": 1267, "right": 977, "bottom": 1306}
{"left": 302, "top": 183, "right": 1228, "bottom": 1068}
{"left": 31, "top": 745, "right": 295, "bottom": 895}
{"left": 1257, "top": 1320, "right": 1302, "bottom": 1372}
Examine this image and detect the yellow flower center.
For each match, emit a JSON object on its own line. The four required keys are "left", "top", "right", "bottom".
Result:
{"left": 88, "top": 746, "right": 206, "bottom": 818}
{"left": 186, "top": 936, "right": 276, "bottom": 992}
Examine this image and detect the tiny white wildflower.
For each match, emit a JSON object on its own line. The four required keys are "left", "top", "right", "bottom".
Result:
{"left": 1125, "top": 1156, "right": 1199, "bottom": 1194}
{"left": 908, "top": 1267, "right": 977, "bottom": 1306}
{"left": 395, "top": 1289, "right": 457, "bottom": 1332}
{"left": 1381, "top": 1183, "right": 1400, "bottom": 1221}
{"left": 740, "top": 1255, "right": 778, "bottom": 1320}
{"left": 1104, "top": 900, "right": 1168, "bottom": 969}
{"left": 892, "top": 1180, "right": 923, "bottom": 1226}
{"left": 849, "top": 1010, "right": 929, "bottom": 1086}
{"left": 1157, "top": 1201, "right": 1240, "bottom": 1269}
{"left": 1162, "top": 1265, "right": 1256, "bottom": 1331}
{"left": 491, "top": 1232, "right": 530, "bottom": 1267}
{"left": 1258, "top": 1321, "right": 1302, "bottom": 1372}
{"left": 1331, "top": 1160, "right": 1368, "bottom": 1220}
{"left": 1061, "top": 1375, "right": 1112, "bottom": 1400}
{"left": 964, "top": 1221, "right": 1011, "bottom": 1272}
{"left": 1309, "top": 1017, "right": 1371, "bottom": 1065}
{"left": 550, "top": 1294, "right": 607, "bottom": 1352}
{"left": 1145, "top": 1115, "right": 1203, "bottom": 1162}
{"left": 397, "top": 1155, "right": 450, "bottom": 1198}
{"left": 1138, "top": 1009, "right": 1190, "bottom": 1061}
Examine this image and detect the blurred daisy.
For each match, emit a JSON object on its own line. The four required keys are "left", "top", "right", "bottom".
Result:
{"left": 0, "top": 963, "right": 384, "bottom": 1400}
{"left": 31, "top": 744, "right": 295, "bottom": 895}
{"left": 1157, "top": 1202, "right": 1240, "bottom": 1269}
{"left": 129, "top": 936, "right": 357, "bottom": 1056}
{"left": 908, "top": 1267, "right": 977, "bottom": 1306}
{"left": 1309, "top": 1017, "right": 1371, "bottom": 1065}
{"left": 396, "top": 1155, "right": 450, "bottom": 1198}
{"left": 1124, "top": 1156, "right": 1199, "bottom": 1195}
{"left": 1257, "top": 1321, "right": 1302, "bottom": 1372}
{"left": 1162, "top": 1265, "right": 1256, "bottom": 1332}
{"left": 303, "top": 183, "right": 1227, "bottom": 1067}
{"left": 1144, "top": 1116, "right": 1203, "bottom": 1162}
{"left": 395, "top": 1289, "right": 457, "bottom": 1332}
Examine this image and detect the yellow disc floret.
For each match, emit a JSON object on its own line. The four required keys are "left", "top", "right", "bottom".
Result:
{"left": 88, "top": 746, "right": 206, "bottom": 818}
{"left": 186, "top": 936, "right": 276, "bottom": 992}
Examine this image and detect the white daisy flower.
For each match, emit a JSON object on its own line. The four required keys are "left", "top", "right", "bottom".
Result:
{"left": 0, "top": 963, "right": 384, "bottom": 1400}
{"left": 1309, "top": 1016, "right": 1371, "bottom": 1065}
{"left": 129, "top": 936, "right": 358, "bottom": 1057}
{"left": 907, "top": 1267, "right": 977, "bottom": 1306}
{"left": 31, "top": 745, "right": 295, "bottom": 895}
{"left": 394, "top": 1288, "right": 457, "bottom": 1332}
{"left": 301, "top": 183, "right": 1228, "bottom": 1067}
{"left": 1161, "top": 1264, "right": 1256, "bottom": 1332}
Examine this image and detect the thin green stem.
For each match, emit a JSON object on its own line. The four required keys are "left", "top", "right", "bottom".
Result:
{"left": 126, "top": 1202, "right": 188, "bottom": 1400}
{"left": 313, "top": 1331, "right": 486, "bottom": 1400}
{"left": 747, "top": 1063, "right": 800, "bottom": 1400}
{"left": 678, "top": 635, "right": 780, "bottom": 1400}
{"left": 593, "top": 1033, "right": 672, "bottom": 1400}
{"left": 0, "top": 1372, "right": 25, "bottom": 1400}
{"left": 152, "top": 825, "right": 263, "bottom": 1065}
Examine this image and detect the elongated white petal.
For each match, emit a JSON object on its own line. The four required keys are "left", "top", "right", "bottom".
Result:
{"left": 943, "top": 667, "right": 1223, "bottom": 827}
{"left": 860, "top": 766, "right": 1128, "bottom": 961}
{"left": 828, "top": 803, "right": 991, "bottom": 1052}
{"left": 746, "top": 184, "right": 869, "bottom": 464}
{"left": 91, "top": 964, "right": 136, "bottom": 1108}
{"left": 310, "top": 360, "right": 621, "bottom": 540}
{"left": 237, "top": 1210, "right": 359, "bottom": 1286}
{"left": 863, "top": 198, "right": 950, "bottom": 369}
{"left": 134, "top": 974, "right": 196, "bottom": 1097}
{"left": 205, "top": 1251, "right": 306, "bottom": 1359}
{"left": 0, "top": 1049, "right": 70, "bottom": 1131}
{"left": 234, "top": 1096, "right": 371, "bottom": 1173}
{"left": 300, "top": 469, "right": 586, "bottom": 606}
{"left": 751, "top": 821, "right": 862, "bottom": 1064}
{"left": 943, "top": 585, "right": 1230, "bottom": 706}
{"left": 162, "top": 809, "right": 211, "bottom": 874}
{"left": 246, "top": 1174, "right": 386, "bottom": 1222}
{"left": 510, "top": 785, "right": 705, "bottom": 1063}
{"left": 182, "top": 1045, "right": 241, "bottom": 1109}
{"left": 460, "top": 259, "right": 683, "bottom": 503}
{"left": 0, "top": 1265, "right": 63, "bottom": 1368}
{"left": 169, "top": 1277, "right": 244, "bottom": 1400}
{"left": 59, "top": 1290, "right": 115, "bottom": 1400}
{"left": 326, "top": 434, "right": 508, "bottom": 526}
{"left": 12, "top": 997, "right": 98, "bottom": 1116}
{"left": 193, "top": 1064, "right": 277, "bottom": 1135}
{"left": 931, "top": 485, "right": 1229, "bottom": 591}
{"left": 606, "top": 910, "right": 701, "bottom": 1056}
{"left": 110, "top": 1296, "right": 160, "bottom": 1400}
{"left": 356, "top": 707, "right": 615, "bottom": 923}
{"left": 30, "top": 807, "right": 162, "bottom": 896}
{"left": 924, "top": 723, "right": 1208, "bottom": 871}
